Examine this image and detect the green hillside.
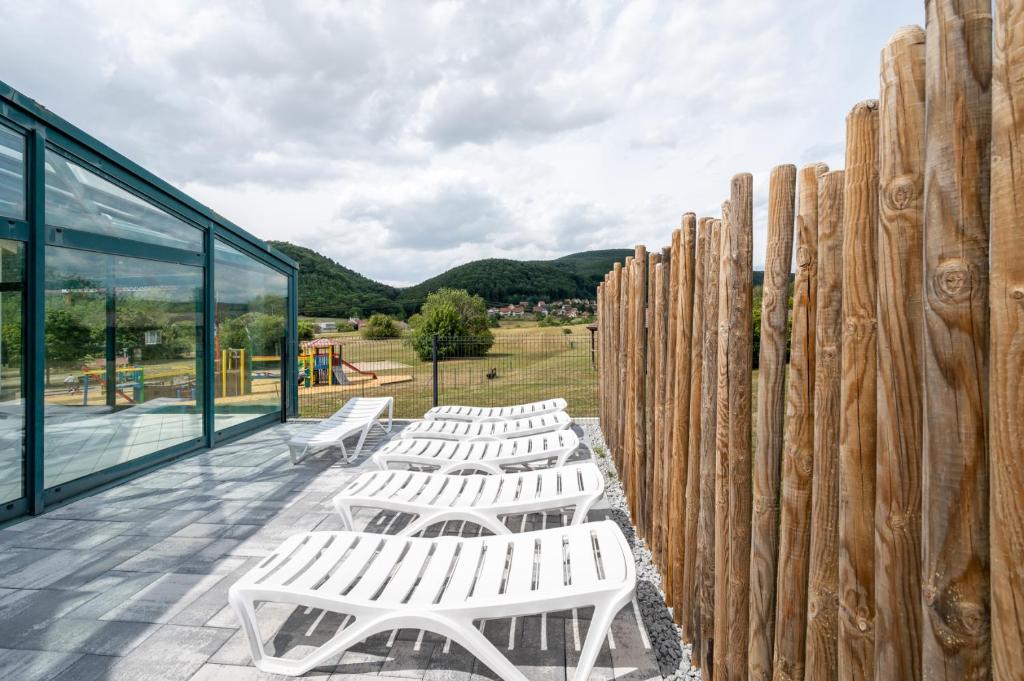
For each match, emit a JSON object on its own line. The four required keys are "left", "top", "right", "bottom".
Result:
{"left": 268, "top": 241, "right": 402, "bottom": 318}
{"left": 271, "top": 242, "right": 643, "bottom": 317}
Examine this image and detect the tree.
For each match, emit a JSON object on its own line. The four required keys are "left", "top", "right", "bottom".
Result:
{"left": 298, "top": 320, "right": 316, "bottom": 341}
{"left": 362, "top": 313, "right": 400, "bottom": 339}
{"left": 410, "top": 288, "right": 494, "bottom": 361}
{"left": 45, "top": 308, "right": 98, "bottom": 385}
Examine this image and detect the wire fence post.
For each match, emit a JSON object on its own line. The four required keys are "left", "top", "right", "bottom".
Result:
{"left": 431, "top": 333, "right": 439, "bottom": 407}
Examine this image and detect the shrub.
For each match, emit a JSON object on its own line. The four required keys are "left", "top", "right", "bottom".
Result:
{"left": 410, "top": 288, "right": 494, "bottom": 361}
{"left": 298, "top": 321, "right": 316, "bottom": 341}
{"left": 362, "top": 313, "right": 400, "bottom": 339}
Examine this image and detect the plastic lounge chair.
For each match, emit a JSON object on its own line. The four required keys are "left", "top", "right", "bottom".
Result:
{"left": 424, "top": 398, "right": 568, "bottom": 422}
{"left": 372, "top": 430, "right": 581, "bottom": 474}
{"left": 228, "top": 520, "right": 635, "bottom": 680}
{"left": 332, "top": 462, "right": 604, "bottom": 536}
{"left": 288, "top": 397, "right": 393, "bottom": 464}
{"left": 398, "top": 410, "right": 572, "bottom": 441}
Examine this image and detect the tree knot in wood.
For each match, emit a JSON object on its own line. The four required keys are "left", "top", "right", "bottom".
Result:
{"left": 844, "top": 315, "right": 878, "bottom": 340}
{"left": 797, "top": 244, "right": 814, "bottom": 268}
{"left": 885, "top": 174, "right": 919, "bottom": 210}
{"left": 932, "top": 259, "right": 973, "bottom": 303}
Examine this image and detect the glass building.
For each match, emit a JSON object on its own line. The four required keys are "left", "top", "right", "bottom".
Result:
{"left": 0, "top": 81, "right": 299, "bottom": 521}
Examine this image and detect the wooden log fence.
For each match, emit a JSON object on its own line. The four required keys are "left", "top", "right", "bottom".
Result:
{"left": 593, "top": 3, "right": 1021, "bottom": 678}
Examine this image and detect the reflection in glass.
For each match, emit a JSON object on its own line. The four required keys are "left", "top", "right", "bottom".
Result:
{"left": 44, "top": 150, "right": 202, "bottom": 251}
{"left": 0, "top": 240, "right": 24, "bottom": 504}
{"left": 214, "top": 239, "right": 287, "bottom": 431}
{"left": 43, "top": 246, "right": 203, "bottom": 488}
{"left": 0, "top": 125, "right": 25, "bottom": 220}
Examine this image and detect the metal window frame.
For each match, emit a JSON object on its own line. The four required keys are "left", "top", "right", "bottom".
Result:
{"left": 0, "top": 79, "right": 299, "bottom": 523}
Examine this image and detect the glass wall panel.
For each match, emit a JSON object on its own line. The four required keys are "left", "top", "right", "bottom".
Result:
{"left": 0, "top": 239, "right": 25, "bottom": 504}
{"left": 44, "top": 246, "right": 203, "bottom": 488}
{"left": 214, "top": 239, "right": 287, "bottom": 431}
{"left": 44, "top": 150, "right": 202, "bottom": 251}
{"left": 0, "top": 125, "right": 25, "bottom": 220}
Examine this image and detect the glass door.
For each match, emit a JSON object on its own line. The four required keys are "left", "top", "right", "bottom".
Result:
{"left": 0, "top": 239, "right": 25, "bottom": 507}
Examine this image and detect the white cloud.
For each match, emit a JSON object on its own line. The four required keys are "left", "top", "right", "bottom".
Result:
{"left": 0, "top": 0, "right": 922, "bottom": 279}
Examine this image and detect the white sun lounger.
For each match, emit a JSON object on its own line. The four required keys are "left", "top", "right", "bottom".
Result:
{"left": 332, "top": 462, "right": 604, "bottom": 536}
{"left": 424, "top": 398, "right": 568, "bottom": 422}
{"left": 228, "top": 520, "right": 635, "bottom": 680}
{"left": 373, "top": 430, "right": 581, "bottom": 474}
{"left": 288, "top": 397, "right": 393, "bottom": 464}
{"left": 399, "top": 410, "right": 572, "bottom": 441}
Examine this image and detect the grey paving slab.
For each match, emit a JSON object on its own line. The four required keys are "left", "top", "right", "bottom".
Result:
{"left": 0, "top": 588, "right": 101, "bottom": 639}
{"left": 62, "top": 571, "right": 164, "bottom": 619}
{"left": 99, "top": 572, "right": 227, "bottom": 624}
{"left": 49, "top": 625, "right": 234, "bottom": 681}
{"left": 0, "top": 647, "right": 82, "bottom": 681}
{"left": 380, "top": 638, "right": 436, "bottom": 679}
{"left": 3, "top": 616, "right": 160, "bottom": 656}
{"left": 169, "top": 558, "right": 259, "bottom": 628}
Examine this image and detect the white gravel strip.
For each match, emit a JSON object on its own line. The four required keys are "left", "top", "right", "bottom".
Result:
{"left": 578, "top": 419, "right": 701, "bottom": 680}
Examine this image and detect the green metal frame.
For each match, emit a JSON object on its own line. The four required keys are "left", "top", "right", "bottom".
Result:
{"left": 0, "top": 79, "right": 299, "bottom": 523}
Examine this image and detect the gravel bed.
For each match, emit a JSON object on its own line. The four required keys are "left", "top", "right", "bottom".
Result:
{"left": 579, "top": 419, "right": 701, "bottom": 680}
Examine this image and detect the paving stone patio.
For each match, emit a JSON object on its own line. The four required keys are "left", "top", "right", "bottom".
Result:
{"left": 0, "top": 420, "right": 663, "bottom": 681}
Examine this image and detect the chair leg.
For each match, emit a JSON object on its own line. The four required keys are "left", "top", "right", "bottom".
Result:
{"left": 571, "top": 601, "right": 618, "bottom": 681}
{"left": 443, "top": 618, "right": 531, "bottom": 681}
{"left": 350, "top": 427, "right": 370, "bottom": 460}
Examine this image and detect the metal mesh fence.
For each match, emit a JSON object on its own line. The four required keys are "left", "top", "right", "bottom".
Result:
{"left": 297, "top": 334, "right": 598, "bottom": 419}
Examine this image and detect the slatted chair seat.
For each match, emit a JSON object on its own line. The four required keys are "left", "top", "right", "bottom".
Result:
{"left": 372, "top": 430, "right": 580, "bottom": 474}
{"left": 398, "top": 411, "right": 572, "bottom": 441}
{"left": 288, "top": 397, "right": 393, "bottom": 464}
{"left": 332, "top": 462, "right": 604, "bottom": 536}
{"left": 424, "top": 398, "right": 568, "bottom": 422}
{"left": 228, "top": 520, "right": 635, "bottom": 680}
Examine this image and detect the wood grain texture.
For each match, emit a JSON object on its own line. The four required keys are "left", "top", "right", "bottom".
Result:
{"left": 662, "top": 230, "right": 682, "bottom": 574}
{"left": 682, "top": 218, "right": 710, "bottom": 641}
{"left": 804, "top": 169, "right": 844, "bottom": 681}
{"left": 696, "top": 218, "right": 722, "bottom": 674}
{"left": 773, "top": 162, "right": 827, "bottom": 681}
{"left": 922, "top": 2, "right": 992, "bottom": 679}
{"left": 991, "top": 2, "right": 1024, "bottom": 677}
{"left": 645, "top": 251, "right": 662, "bottom": 541}
{"left": 617, "top": 258, "right": 630, "bottom": 469}
{"left": 634, "top": 248, "right": 649, "bottom": 524}
{"left": 652, "top": 252, "right": 669, "bottom": 569}
{"left": 748, "top": 163, "right": 796, "bottom": 681}
{"left": 838, "top": 100, "right": 879, "bottom": 681}
{"left": 670, "top": 215, "right": 697, "bottom": 620}
{"left": 724, "top": 174, "right": 754, "bottom": 681}
{"left": 713, "top": 200, "right": 732, "bottom": 681}
{"left": 875, "top": 26, "right": 925, "bottom": 681}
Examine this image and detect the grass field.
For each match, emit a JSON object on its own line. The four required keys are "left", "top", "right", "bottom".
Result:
{"left": 298, "top": 322, "right": 599, "bottom": 419}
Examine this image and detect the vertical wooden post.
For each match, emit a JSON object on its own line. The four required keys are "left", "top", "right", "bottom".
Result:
{"left": 774, "top": 162, "right": 827, "bottom": 681}
{"left": 805, "top": 169, "right": 845, "bottom": 681}
{"left": 645, "top": 250, "right": 662, "bottom": 540}
{"left": 671, "top": 214, "right": 697, "bottom": 619}
{"left": 713, "top": 200, "right": 732, "bottom": 681}
{"left": 632, "top": 246, "right": 648, "bottom": 524}
{"left": 922, "top": 1, "right": 992, "bottom": 678}
{"left": 875, "top": 27, "right": 925, "bottom": 681}
{"left": 682, "top": 218, "right": 710, "bottom": 640}
{"left": 696, "top": 218, "right": 722, "bottom": 672}
{"left": 839, "top": 100, "right": 880, "bottom": 681}
{"left": 723, "top": 175, "right": 754, "bottom": 679}
{"left": 647, "top": 251, "right": 663, "bottom": 538}
{"left": 991, "top": 1, "right": 1024, "bottom": 678}
{"left": 748, "top": 163, "right": 797, "bottom": 680}
{"left": 618, "top": 258, "right": 630, "bottom": 468}
{"left": 654, "top": 246, "right": 673, "bottom": 570}
{"left": 662, "top": 229, "right": 682, "bottom": 573}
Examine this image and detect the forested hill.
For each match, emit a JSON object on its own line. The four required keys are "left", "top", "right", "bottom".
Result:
{"left": 270, "top": 241, "right": 639, "bottom": 317}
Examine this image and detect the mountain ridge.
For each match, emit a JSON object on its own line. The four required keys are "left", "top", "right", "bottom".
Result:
{"left": 268, "top": 241, "right": 634, "bottom": 318}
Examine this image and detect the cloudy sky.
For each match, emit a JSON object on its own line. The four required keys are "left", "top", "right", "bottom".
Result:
{"left": 1, "top": 1, "right": 921, "bottom": 286}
